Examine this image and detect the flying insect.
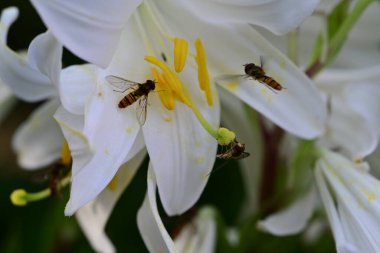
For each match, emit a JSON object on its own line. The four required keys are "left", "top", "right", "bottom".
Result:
{"left": 217, "top": 139, "right": 250, "bottom": 160}
{"left": 106, "top": 75, "right": 155, "bottom": 125}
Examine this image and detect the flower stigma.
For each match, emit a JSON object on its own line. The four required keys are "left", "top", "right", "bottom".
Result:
{"left": 10, "top": 141, "right": 72, "bottom": 206}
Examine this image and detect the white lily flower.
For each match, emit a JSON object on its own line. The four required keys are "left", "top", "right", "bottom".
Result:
{"left": 46, "top": 0, "right": 326, "bottom": 218}
{"left": 256, "top": 64, "right": 380, "bottom": 240}
{"left": 30, "top": 0, "right": 320, "bottom": 67}
{"left": 315, "top": 149, "right": 380, "bottom": 253}
{"left": 0, "top": 7, "right": 64, "bottom": 169}
{"left": 137, "top": 166, "right": 217, "bottom": 253}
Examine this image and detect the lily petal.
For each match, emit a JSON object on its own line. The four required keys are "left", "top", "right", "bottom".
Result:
{"left": 59, "top": 64, "right": 97, "bottom": 115}
{"left": 154, "top": 1, "right": 326, "bottom": 139}
{"left": 343, "top": 82, "right": 380, "bottom": 139}
{"left": 179, "top": 0, "right": 319, "bottom": 35}
{"left": 64, "top": 79, "right": 141, "bottom": 215}
{"left": 30, "top": 0, "right": 142, "bottom": 67}
{"left": 315, "top": 150, "right": 380, "bottom": 253}
{"left": 0, "top": 8, "right": 60, "bottom": 101}
{"left": 76, "top": 150, "right": 146, "bottom": 253}
{"left": 13, "top": 99, "right": 63, "bottom": 169}
{"left": 142, "top": 69, "right": 219, "bottom": 215}
{"left": 0, "top": 83, "right": 16, "bottom": 124}
{"left": 54, "top": 106, "right": 92, "bottom": 176}
{"left": 319, "top": 96, "right": 377, "bottom": 161}
{"left": 257, "top": 185, "right": 317, "bottom": 235}
{"left": 137, "top": 166, "right": 177, "bottom": 253}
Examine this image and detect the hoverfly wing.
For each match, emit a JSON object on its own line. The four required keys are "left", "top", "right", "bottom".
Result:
{"left": 106, "top": 75, "right": 140, "bottom": 93}
{"left": 236, "top": 152, "right": 250, "bottom": 160}
{"left": 215, "top": 74, "right": 245, "bottom": 82}
{"left": 136, "top": 95, "right": 148, "bottom": 126}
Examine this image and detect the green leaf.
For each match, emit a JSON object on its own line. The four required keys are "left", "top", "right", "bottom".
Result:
{"left": 308, "top": 32, "right": 325, "bottom": 66}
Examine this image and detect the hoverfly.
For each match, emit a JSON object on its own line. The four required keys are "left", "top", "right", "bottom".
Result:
{"left": 106, "top": 75, "right": 156, "bottom": 125}
{"left": 218, "top": 56, "right": 284, "bottom": 92}
{"left": 244, "top": 59, "right": 283, "bottom": 91}
{"left": 217, "top": 139, "right": 250, "bottom": 160}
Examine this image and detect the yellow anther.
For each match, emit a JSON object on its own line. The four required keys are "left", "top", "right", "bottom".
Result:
{"left": 217, "top": 128, "right": 236, "bottom": 146}
{"left": 151, "top": 68, "right": 175, "bottom": 110}
{"left": 174, "top": 38, "right": 188, "bottom": 73}
{"left": 10, "top": 189, "right": 27, "bottom": 206}
{"left": 60, "top": 141, "right": 71, "bottom": 166}
{"left": 195, "top": 38, "right": 213, "bottom": 106}
{"left": 145, "top": 55, "right": 191, "bottom": 107}
{"left": 107, "top": 175, "right": 118, "bottom": 191}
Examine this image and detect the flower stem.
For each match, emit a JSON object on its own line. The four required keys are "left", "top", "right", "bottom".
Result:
{"left": 306, "top": 0, "right": 375, "bottom": 77}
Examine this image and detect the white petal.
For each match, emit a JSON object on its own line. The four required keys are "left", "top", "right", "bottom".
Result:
{"left": 13, "top": 99, "right": 63, "bottom": 169}
{"left": 54, "top": 106, "right": 92, "bottom": 173}
{"left": 76, "top": 150, "right": 146, "bottom": 253}
{"left": 64, "top": 80, "right": 141, "bottom": 215}
{"left": 0, "top": 12, "right": 59, "bottom": 101}
{"left": 142, "top": 72, "right": 219, "bottom": 215}
{"left": 30, "top": 0, "right": 142, "bottom": 67}
{"left": 180, "top": 0, "right": 319, "bottom": 35}
{"left": 316, "top": 150, "right": 380, "bottom": 253}
{"left": 27, "top": 30, "right": 62, "bottom": 88}
{"left": 257, "top": 185, "right": 317, "bottom": 235}
{"left": 137, "top": 166, "right": 177, "bottom": 253}
{"left": 343, "top": 81, "right": 380, "bottom": 139}
{"left": 59, "top": 64, "right": 97, "bottom": 115}
{"left": 319, "top": 97, "right": 377, "bottom": 160}
{"left": 174, "top": 207, "right": 217, "bottom": 253}
{"left": 154, "top": 2, "right": 326, "bottom": 139}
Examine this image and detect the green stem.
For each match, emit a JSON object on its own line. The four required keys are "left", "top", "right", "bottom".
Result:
{"left": 190, "top": 102, "right": 219, "bottom": 138}
{"left": 306, "top": 0, "right": 375, "bottom": 77}
{"left": 326, "top": 0, "right": 374, "bottom": 66}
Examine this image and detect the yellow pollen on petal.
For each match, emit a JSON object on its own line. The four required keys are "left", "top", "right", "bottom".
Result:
{"left": 151, "top": 68, "right": 175, "bottom": 110}
{"left": 145, "top": 55, "right": 191, "bottom": 107}
{"left": 195, "top": 38, "right": 213, "bottom": 106}
{"left": 107, "top": 175, "right": 118, "bottom": 191}
{"left": 60, "top": 141, "right": 71, "bottom": 166}
{"left": 173, "top": 38, "right": 188, "bottom": 73}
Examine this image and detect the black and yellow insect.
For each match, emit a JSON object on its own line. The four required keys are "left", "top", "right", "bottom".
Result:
{"left": 244, "top": 62, "right": 283, "bottom": 91}
{"left": 217, "top": 140, "right": 250, "bottom": 160}
{"left": 106, "top": 75, "right": 155, "bottom": 125}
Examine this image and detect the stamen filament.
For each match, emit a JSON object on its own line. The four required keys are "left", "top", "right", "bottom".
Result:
{"left": 10, "top": 174, "right": 71, "bottom": 206}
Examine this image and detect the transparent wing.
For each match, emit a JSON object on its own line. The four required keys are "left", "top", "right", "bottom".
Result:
{"left": 106, "top": 75, "right": 140, "bottom": 92}
{"left": 136, "top": 95, "right": 148, "bottom": 126}
{"left": 235, "top": 152, "right": 250, "bottom": 160}
{"left": 215, "top": 74, "right": 245, "bottom": 82}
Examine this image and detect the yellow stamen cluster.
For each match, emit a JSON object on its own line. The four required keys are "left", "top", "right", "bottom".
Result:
{"left": 145, "top": 55, "right": 191, "bottom": 110}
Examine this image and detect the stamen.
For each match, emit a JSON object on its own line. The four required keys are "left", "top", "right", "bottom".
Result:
{"left": 145, "top": 56, "right": 191, "bottom": 106}
{"left": 10, "top": 175, "right": 71, "bottom": 206}
{"left": 151, "top": 67, "right": 175, "bottom": 110}
{"left": 60, "top": 141, "right": 71, "bottom": 166}
{"left": 174, "top": 38, "right": 188, "bottom": 73}
{"left": 195, "top": 38, "right": 213, "bottom": 106}
{"left": 107, "top": 175, "right": 118, "bottom": 191}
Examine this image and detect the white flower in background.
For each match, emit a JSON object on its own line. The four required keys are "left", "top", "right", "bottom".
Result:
{"left": 137, "top": 166, "right": 217, "bottom": 253}
{"left": 0, "top": 7, "right": 64, "bottom": 169}
{"left": 257, "top": 65, "right": 380, "bottom": 252}
{"left": 315, "top": 150, "right": 380, "bottom": 253}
